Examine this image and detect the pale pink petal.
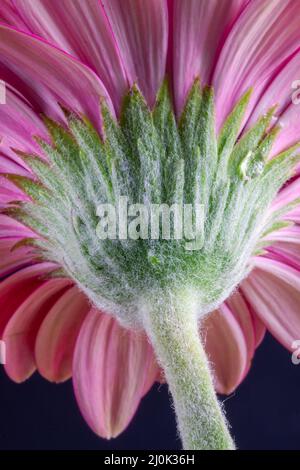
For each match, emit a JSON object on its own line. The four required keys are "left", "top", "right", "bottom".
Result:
{"left": 269, "top": 104, "right": 300, "bottom": 157}
{"left": 0, "top": 25, "right": 114, "bottom": 132}
{"left": 3, "top": 279, "right": 71, "bottom": 382}
{"left": 12, "top": 0, "right": 128, "bottom": 111}
{"left": 250, "top": 309, "right": 267, "bottom": 349}
{"left": 247, "top": 50, "right": 300, "bottom": 128}
{"left": 170, "top": 0, "right": 247, "bottom": 113}
{"left": 102, "top": 0, "right": 168, "bottom": 106}
{"left": 73, "top": 308, "right": 158, "bottom": 438}
{"left": 264, "top": 225, "right": 300, "bottom": 245}
{"left": 245, "top": 50, "right": 300, "bottom": 157}
{"left": 265, "top": 240, "right": 300, "bottom": 272}
{"left": 267, "top": 243, "right": 300, "bottom": 272}
{"left": 202, "top": 302, "right": 248, "bottom": 395}
{"left": 35, "top": 286, "right": 90, "bottom": 383}
{"left": 0, "top": 262, "right": 57, "bottom": 336}
{"left": 213, "top": 0, "right": 300, "bottom": 130}
{"left": 286, "top": 209, "right": 300, "bottom": 225}
{"left": 226, "top": 291, "right": 256, "bottom": 356}
{"left": 243, "top": 257, "right": 300, "bottom": 351}
{"left": 271, "top": 177, "right": 300, "bottom": 215}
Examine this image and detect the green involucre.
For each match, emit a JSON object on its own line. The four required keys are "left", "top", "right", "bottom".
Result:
{"left": 5, "top": 80, "right": 299, "bottom": 327}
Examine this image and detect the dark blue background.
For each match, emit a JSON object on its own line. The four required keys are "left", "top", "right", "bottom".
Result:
{"left": 0, "top": 332, "right": 299, "bottom": 450}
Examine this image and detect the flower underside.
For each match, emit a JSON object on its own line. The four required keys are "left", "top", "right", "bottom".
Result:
{"left": 4, "top": 80, "right": 299, "bottom": 327}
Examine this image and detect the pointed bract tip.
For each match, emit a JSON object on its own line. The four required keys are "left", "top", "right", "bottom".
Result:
{"left": 58, "top": 102, "right": 79, "bottom": 121}
{"left": 10, "top": 237, "right": 38, "bottom": 252}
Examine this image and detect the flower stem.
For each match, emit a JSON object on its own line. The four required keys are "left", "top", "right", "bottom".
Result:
{"left": 143, "top": 291, "right": 235, "bottom": 450}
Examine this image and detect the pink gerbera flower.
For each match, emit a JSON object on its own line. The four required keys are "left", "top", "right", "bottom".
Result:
{"left": 1, "top": 0, "right": 300, "bottom": 450}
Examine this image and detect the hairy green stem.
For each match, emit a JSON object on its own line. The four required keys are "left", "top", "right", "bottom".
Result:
{"left": 143, "top": 291, "right": 235, "bottom": 450}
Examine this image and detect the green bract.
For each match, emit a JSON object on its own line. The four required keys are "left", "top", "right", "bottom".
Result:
{"left": 5, "top": 80, "right": 299, "bottom": 327}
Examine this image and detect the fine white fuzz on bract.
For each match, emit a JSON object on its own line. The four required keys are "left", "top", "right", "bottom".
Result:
{"left": 4, "top": 80, "right": 299, "bottom": 329}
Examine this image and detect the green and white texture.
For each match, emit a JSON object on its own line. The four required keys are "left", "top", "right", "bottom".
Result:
{"left": 5, "top": 80, "right": 300, "bottom": 450}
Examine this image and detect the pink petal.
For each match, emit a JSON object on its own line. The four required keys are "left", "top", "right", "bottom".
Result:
{"left": 0, "top": 176, "right": 30, "bottom": 207}
{"left": 250, "top": 309, "right": 267, "bottom": 349}
{"left": 0, "top": 153, "right": 30, "bottom": 176}
{"left": 245, "top": 49, "right": 300, "bottom": 156}
{"left": 0, "top": 238, "right": 35, "bottom": 277}
{"left": 213, "top": 0, "right": 300, "bottom": 130}
{"left": 170, "top": 0, "right": 247, "bottom": 113}
{"left": 35, "top": 286, "right": 90, "bottom": 383}
{"left": 246, "top": 50, "right": 300, "bottom": 129}
{"left": 243, "top": 257, "right": 300, "bottom": 351}
{"left": 264, "top": 225, "right": 300, "bottom": 245}
{"left": 0, "top": 84, "right": 47, "bottom": 158}
{"left": 267, "top": 243, "right": 300, "bottom": 272}
{"left": 0, "top": 24, "right": 114, "bottom": 132}
{"left": 73, "top": 308, "right": 158, "bottom": 438}
{"left": 0, "top": 175, "right": 29, "bottom": 197}
{"left": 3, "top": 278, "right": 71, "bottom": 382}
{"left": 12, "top": 0, "right": 128, "bottom": 112}
{"left": 237, "top": 290, "right": 267, "bottom": 350}
{"left": 226, "top": 291, "right": 256, "bottom": 356}
{"left": 0, "top": 262, "right": 57, "bottom": 336}
{"left": 0, "top": 214, "right": 35, "bottom": 238}
{"left": 0, "top": 0, "right": 30, "bottom": 32}
{"left": 102, "top": 0, "right": 168, "bottom": 107}
{"left": 269, "top": 104, "right": 300, "bottom": 157}
{"left": 271, "top": 177, "right": 300, "bottom": 215}
{"left": 202, "top": 302, "right": 249, "bottom": 395}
